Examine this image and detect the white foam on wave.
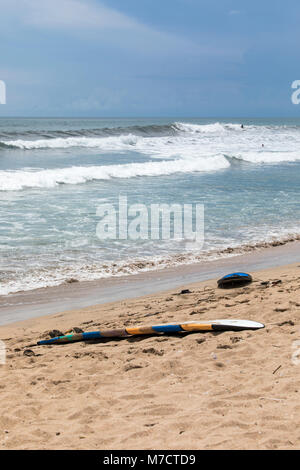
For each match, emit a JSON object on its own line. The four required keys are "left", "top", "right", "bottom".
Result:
{"left": 0, "top": 155, "right": 229, "bottom": 191}
{"left": 0, "top": 129, "right": 232, "bottom": 161}
{"left": 174, "top": 122, "right": 227, "bottom": 134}
{"left": 0, "top": 121, "right": 250, "bottom": 151}
{"left": 2, "top": 121, "right": 300, "bottom": 178}
{"left": 233, "top": 151, "right": 300, "bottom": 163}
{"left": 4, "top": 133, "right": 140, "bottom": 150}
{"left": 173, "top": 122, "right": 245, "bottom": 133}
{"left": 3, "top": 122, "right": 238, "bottom": 149}
{"left": 2, "top": 228, "right": 300, "bottom": 296}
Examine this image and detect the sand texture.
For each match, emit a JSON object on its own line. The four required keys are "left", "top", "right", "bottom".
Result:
{"left": 0, "top": 263, "right": 300, "bottom": 450}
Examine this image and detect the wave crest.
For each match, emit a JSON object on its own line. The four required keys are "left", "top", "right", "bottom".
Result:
{"left": 0, "top": 156, "right": 230, "bottom": 191}
{"left": 0, "top": 121, "right": 249, "bottom": 150}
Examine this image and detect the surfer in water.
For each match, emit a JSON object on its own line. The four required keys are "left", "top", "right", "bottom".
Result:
{"left": 241, "top": 124, "right": 244, "bottom": 129}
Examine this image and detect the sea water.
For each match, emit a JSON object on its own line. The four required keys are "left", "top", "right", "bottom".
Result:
{"left": 0, "top": 117, "right": 300, "bottom": 295}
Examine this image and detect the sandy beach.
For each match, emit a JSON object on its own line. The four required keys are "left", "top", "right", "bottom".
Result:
{"left": 0, "top": 261, "right": 300, "bottom": 450}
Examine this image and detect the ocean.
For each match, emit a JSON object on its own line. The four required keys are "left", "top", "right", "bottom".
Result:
{"left": 0, "top": 117, "right": 300, "bottom": 296}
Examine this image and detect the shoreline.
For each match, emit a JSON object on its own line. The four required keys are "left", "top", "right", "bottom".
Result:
{"left": 0, "top": 261, "right": 299, "bottom": 449}
{"left": 2, "top": 231, "right": 300, "bottom": 298}
{"left": 1, "top": 240, "right": 300, "bottom": 326}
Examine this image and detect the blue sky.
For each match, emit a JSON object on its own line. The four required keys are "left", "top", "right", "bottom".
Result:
{"left": 0, "top": 0, "right": 299, "bottom": 117}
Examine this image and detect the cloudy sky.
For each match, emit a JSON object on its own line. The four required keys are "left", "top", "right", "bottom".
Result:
{"left": 0, "top": 0, "right": 299, "bottom": 116}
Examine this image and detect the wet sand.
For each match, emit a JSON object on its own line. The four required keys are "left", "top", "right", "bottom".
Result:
{"left": 1, "top": 240, "right": 300, "bottom": 326}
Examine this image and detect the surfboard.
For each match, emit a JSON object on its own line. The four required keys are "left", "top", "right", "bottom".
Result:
{"left": 37, "top": 319, "right": 264, "bottom": 345}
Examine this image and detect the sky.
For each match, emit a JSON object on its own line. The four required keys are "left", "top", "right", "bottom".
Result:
{"left": 0, "top": 0, "right": 300, "bottom": 117}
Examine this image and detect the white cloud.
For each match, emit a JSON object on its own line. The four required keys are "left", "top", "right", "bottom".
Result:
{"left": 0, "top": 0, "right": 243, "bottom": 59}
{"left": 21, "top": 0, "right": 136, "bottom": 30}
{"left": 0, "top": 0, "right": 244, "bottom": 72}
{"left": 229, "top": 10, "right": 240, "bottom": 16}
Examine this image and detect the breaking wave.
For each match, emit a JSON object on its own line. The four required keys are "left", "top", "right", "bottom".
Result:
{"left": 0, "top": 121, "right": 244, "bottom": 142}
{"left": 0, "top": 121, "right": 239, "bottom": 150}
{"left": 0, "top": 155, "right": 229, "bottom": 191}
{"left": 1, "top": 121, "right": 300, "bottom": 165}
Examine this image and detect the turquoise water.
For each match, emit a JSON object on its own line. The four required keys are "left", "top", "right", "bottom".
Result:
{"left": 0, "top": 117, "right": 300, "bottom": 295}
